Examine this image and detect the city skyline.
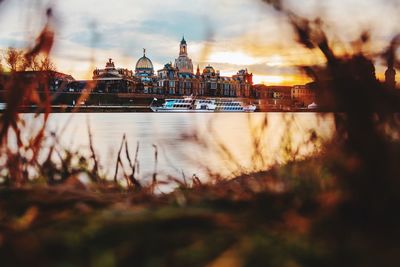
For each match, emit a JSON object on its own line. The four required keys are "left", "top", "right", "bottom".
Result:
{"left": 0, "top": 0, "right": 399, "bottom": 85}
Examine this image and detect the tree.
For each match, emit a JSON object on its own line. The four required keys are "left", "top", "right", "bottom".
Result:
{"left": 5, "top": 47, "right": 23, "bottom": 72}
{"left": 21, "top": 54, "right": 40, "bottom": 71}
{"left": 39, "top": 56, "right": 56, "bottom": 72}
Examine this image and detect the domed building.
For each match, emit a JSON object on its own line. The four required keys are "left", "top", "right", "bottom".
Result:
{"left": 174, "top": 36, "right": 194, "bottom": 74}
{"left": 202, "top": 65, "right": 217, "bottom": 77}
{"left": 135, "top": 49, "right": 154, "bottom": 77}
{"left": 134, "top": 49, "right": 157, "bottom": 93}
{"left": 154, "top": 38, "right": 254, "bottom": 97}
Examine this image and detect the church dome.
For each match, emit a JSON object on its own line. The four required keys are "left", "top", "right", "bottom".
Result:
{"left": 135, "top": 49, "right": 154, "bottom": 77}
{"left": 203, "top": 65, "right": 215, "bottom": 75}
{"left": 136, "top": 55, "right": 153, "bottom": 70}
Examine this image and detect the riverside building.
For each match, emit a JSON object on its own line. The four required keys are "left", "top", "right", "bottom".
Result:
{"left": 155, "top": 37, "right": 253, "bottom": 97}
{"left": 91, "top": 58, "right": 137, "bottom": 93}
{"left": 67, "top": 37, "right": 254, "bottom": 97}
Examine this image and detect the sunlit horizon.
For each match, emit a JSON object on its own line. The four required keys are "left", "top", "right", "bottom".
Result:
{"left": 1, "top": 0, "right": 399, "bottom": 86}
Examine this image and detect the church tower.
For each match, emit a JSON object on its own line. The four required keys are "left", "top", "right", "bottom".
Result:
{"left": 175, "top": 36, "right": 194, "bottom": 74}
{"left": 180, "top": 36, "right": 187, "bottom": 56}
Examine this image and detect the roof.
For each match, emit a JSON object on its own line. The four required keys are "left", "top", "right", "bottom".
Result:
{"left": 178, "top": 73, "right": 194, "bottom": 79}
{"left": 181, "top": 36, "right": 187, "bottom": 45}
{"left": 136, "top": 56, "right": 153, "bottom": 70}
{"left": 203, "top": 65, "right": 215, "bottom": 74}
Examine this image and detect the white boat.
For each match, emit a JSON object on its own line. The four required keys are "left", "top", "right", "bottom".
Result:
{"left": 214, "top": 99, "right": 256, "bottom": 112}
{"left": 0, "top": 103, "right": 6, "bottom": 111}
{"left": 150, "top": 97, "right": 216, "bottom": 112}
{"left": 243, "top": 104, "right": 257, "bottom": 112}
{"left": 307, "top": 102, "right": 318, "bottom": 110}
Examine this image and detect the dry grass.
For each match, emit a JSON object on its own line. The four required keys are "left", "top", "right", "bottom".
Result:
{"left": 1, "top": 1, "right": 400, "bottom": 266}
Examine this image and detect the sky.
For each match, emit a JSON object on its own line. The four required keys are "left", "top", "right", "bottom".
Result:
{"left": 0, "top": 0, "right": 399, "bottom": 85}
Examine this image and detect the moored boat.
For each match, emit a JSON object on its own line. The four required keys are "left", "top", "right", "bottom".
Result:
{"left": 214, "top": 99, "right": 256, "bottom": 112}
{"left": 150, "top": 97, "right": 216, "bottom": 112}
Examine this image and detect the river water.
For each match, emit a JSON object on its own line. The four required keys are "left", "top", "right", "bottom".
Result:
{"left": 22, "top": 113, "right": 335, "bottom": 185}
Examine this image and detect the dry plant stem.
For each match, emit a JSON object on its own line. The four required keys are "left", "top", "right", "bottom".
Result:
{"left": 124, "top": 140, "right": 141, "bottom": 190}
{"left": 151, "top": 144, "right": 158, "bottom": 194}
{"left": 181, "top": 170, "right": 188, "bottom": 187}
{"left": 114, "top": 134, "right": 126, "bottom": 183}
{"left": 86, "top": 117, "right": 99, "bottom": 182}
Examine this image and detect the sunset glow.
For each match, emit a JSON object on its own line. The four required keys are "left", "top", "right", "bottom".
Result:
{"left": 207, "top": 51, "right": 261, "bottom": 66}
{"left": 0, "top": 0, "right": 399, "bottom": 86}
{"left": 253, "top": 74, "right": 312, "bottom": 86}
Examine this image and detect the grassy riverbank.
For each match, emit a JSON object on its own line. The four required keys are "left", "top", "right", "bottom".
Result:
{"left": 1, "top": 149, "right": 399, "bottom": 267}
{"left": 0, "top": 159, "right": 331, "bottom": 267}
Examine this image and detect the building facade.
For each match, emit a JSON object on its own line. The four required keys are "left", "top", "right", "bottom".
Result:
{"left": 291, "top": 84, "right": 316, "bottom": 106}
{"left": 155, "top": 38, "right": 253, "bottom": 97}
{"left": 91, "top": 58, "right": 137, "bottom": 93}
{"left": 67, "top": 38, "right": 254, "bottom": 97}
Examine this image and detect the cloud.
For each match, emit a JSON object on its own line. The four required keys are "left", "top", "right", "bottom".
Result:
{"left": 1, "top": 0, "right": 400, "bottom": 83}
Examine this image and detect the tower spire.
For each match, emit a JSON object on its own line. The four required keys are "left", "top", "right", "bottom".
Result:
{"left": 143, "top": 48, "right": 146, "bottom": 56}
{"left": 180, "top": 35, "right": 187, "bottom": 45}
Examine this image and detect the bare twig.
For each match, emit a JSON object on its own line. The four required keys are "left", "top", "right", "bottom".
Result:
{"left": 124, "top": 139, "right": 141, "bottom": 190}
{"left": 87, "top": 117, "right": 99, "bottom": 182}
{"left": 151, "top": 144, "right": 158, "bottom": 194}
{"left": 114, "top": 134, "right": 126, "bottom": 183}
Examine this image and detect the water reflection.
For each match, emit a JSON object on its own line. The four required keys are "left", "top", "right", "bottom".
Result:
{"left": 23, "top": 113, "right": 335, "bottom": 183}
